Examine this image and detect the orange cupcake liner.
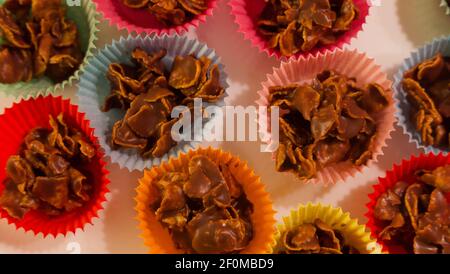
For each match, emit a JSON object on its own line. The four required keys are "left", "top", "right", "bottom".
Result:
{"left": 135, "top": 147, "right": 276, "bottom": 254}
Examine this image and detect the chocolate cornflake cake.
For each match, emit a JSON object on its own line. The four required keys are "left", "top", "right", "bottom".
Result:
{"left": 257, "top": 0, "right": 359, "bottom": 56}
{"left": 121, "top": 0, "right": 208, "bottom": 26}
{"left": 0, "top": 0, "right": 83, "bottom": 84}
{"left": 102, "top": 48, "right": 225, "bottom": 159}
{"left": 374, "top": 165, "right": 450, "bottom": 254}
{"left": 279, "top": 219, "right": 360, "bottom": 254}
{"left": 269, "top": 70, "right": 390, "bottom": 180}
{"left": 148, "top": 155, "right": 254, "bottom": 254}
{"left": 401, "top": 53, "right": 450, "bottom": 149}
{"left": 0, "top": 114, "right": 96, "bottom": 219}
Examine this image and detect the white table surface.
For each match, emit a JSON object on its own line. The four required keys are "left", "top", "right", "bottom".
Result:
{"left": 0, "top": 0, "right": 449, "bottom": 254}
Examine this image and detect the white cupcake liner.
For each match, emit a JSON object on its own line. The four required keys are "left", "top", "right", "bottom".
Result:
{"left": 77, "top": 34, "right": 229, "bottom": 171}
{"left": 393, "top": 36, "right": 450, "bottom": 155}
{"left": 441, "top": 0, "right": 450, "bottom": 15}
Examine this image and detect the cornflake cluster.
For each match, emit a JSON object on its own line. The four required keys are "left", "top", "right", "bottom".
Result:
{"left": 257, "top": 0, "right": 359, "bottom": 56}
{"left": 0, "top": 0, "right": 83, "bottom": 84}
{"left": 280, "top": 219, "right": 360, "bottom": 254}
{"left": 269, "top": 70, "right": 390, "bottom": 180}
{"left": 122, "top": 0, "right": 208, "bottom": 26}
{"left": 149, "top": 155, "right": 253, "bottom": 254}
{"left": 103, "top": 48, "right": 224, "bottom": 159}
{"left": 0, "top": 114, "right": 96, "bottom": 219}
{"left": 374, "top": 165, "right": 450, "bottom": 254}
{"left": 402, "top": 53, "right": 450, "bottom": 148}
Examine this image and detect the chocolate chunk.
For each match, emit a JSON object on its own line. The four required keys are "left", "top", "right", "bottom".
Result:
{"left": 0, "top": 47, "right": 33, "bottom": 83}
{"left": 32, "top": 176, "right": 70, "bottom": 209}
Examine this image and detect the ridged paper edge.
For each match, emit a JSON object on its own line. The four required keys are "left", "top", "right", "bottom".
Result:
{"left": 271, "top": 203, "right": 382, "bottom": 254}
{"left": 0, "top": 95, "right": 110, "bottom": 238}
{"left": 77, "top": 34, "right": 229, "bottom": 171}
{"left": 94, "top": 0, "right": 218, "bottom": 35}
{"left": 256, "top": 48, "right": 395, "bottom": 184}
{"left": 135, "top": 147, "right": 276, "bottom": 254}
{"left": 228, "top": 0, "right": 371, "bottom": 61}
{"left": 392, "top": 36, "right": 450, "bottom": 155}
{"left": 0, "top": 0, "right": 99, "bottom": 99}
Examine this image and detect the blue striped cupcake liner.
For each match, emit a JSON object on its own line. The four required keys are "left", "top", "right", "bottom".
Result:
{"left": 77, "top": 34, "right": 228, "bottom": 171}
{"left": 393, "top": 36, "right": 450, "bottom": 155}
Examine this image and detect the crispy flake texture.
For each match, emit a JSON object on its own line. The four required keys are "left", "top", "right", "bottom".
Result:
{"left": 149, "top": 155, "right": 253, "bottom": 254}
{"left": 402, "top": 53, "right": 450, "bottom": 149}
{"left": 279, "top": 218, "right": 360, "bottom": 254}
{"left": 270, "top": 70, "right": 390, "bottom": 180}
{"left": 122, "top": 0, "right": 208, "bottom": 26}
{"left": 0, "top": 114, "right": 96, "bottom": 219}
{"left": 374, "top": 166, "right": 450, "bottom": 254}
{"left": 257, "top": 0, "right": 359, "bottom": 56}
{"left": 103, "top": 48, "right": 225, "bottom": 159}
{"left": 0, "top": 0, "right": 83, "bottom": 84}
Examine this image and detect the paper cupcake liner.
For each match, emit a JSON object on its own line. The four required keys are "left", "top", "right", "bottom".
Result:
{"left": 77, "top": 34, "right": 229, "bottom": 171}
{"left": 135, "top": 147, "right": 276, "bottom": 254}
{"left": 271, "top": 203, "right": 381, "bottom": 254}
{"left": 441, "top": 0, "right": 450, "bottom": 15}
{"left": 393, "top": 36, "right": 450, "bottom": 155}
{"left": 94, "top": 0, "right": 218, "bottom": 35}
{"left": 0, "top": 0, "right": 99, "bottom": 99}
{"left": 0, "top": 96, "right": 110, "bottom": 238}
{"left": 256, "top": 49, "right": 395, "bottom": 184}
{"left": 228, "top": 0, "right": 370, "bottom": 60}
{"left": 366, "top": 153, "right": 450, "bottom": 254}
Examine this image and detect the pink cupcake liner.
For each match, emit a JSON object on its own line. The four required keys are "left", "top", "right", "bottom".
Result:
{"left": 94, "top": 0, "right": 218, "bottom": 35}
{"left": 229, "top": 0, "right": 371, "bottom": 60}
{"left": 256, "top": 49, "right": 395, "bottom": 184}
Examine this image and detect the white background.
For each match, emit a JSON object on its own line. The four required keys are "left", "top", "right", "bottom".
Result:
{"left": 0, "top": 0, "right": 449, "bottom": 253}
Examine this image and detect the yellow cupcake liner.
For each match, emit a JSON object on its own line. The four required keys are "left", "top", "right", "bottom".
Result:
{"left": 271, "top": 203, "right": 383, "bottom": 254}
{"left": 135, "top": 147, "right": 277, "bottom": 254}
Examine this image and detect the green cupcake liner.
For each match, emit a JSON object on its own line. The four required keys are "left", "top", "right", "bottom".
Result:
{"left": 0, "top": 0, "right": 99, "bottom": 99}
